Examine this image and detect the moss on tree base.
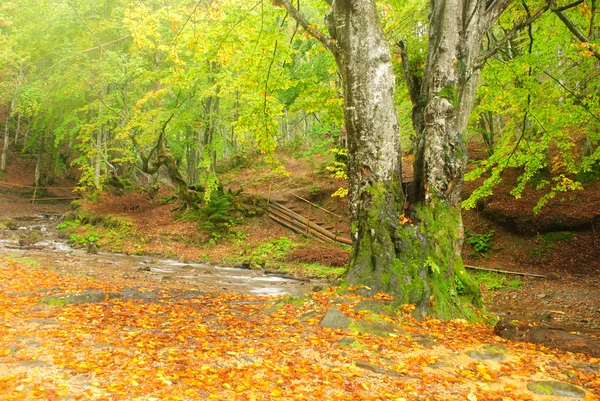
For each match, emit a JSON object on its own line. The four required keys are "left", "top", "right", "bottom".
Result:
{"left": 344, "top": 181, "right": 485, "bottom": 322}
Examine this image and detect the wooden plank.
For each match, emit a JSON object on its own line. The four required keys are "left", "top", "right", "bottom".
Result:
{"left": 269, "top": 202, "right": 352, "bottom": 245}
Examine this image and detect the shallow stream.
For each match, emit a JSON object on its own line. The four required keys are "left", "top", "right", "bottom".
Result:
{"left": 0, "top": 215, "right": 314, "bottom": 297}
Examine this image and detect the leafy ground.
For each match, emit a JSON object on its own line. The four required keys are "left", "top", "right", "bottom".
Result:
{"left": 0, "top": 149, "right": 599, "bottom": 399}
{"left": 1, "top": 255, "right": 599, "bottom": 400}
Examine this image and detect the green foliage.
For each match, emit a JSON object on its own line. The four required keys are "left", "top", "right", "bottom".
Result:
{"left": 253, "top": 237, "right": 295, "bottom": 259}
{"left": 70, "top": 231, "right": 100, "bottom": 245}
{"left": 530, "top": 231, "right": 573, "bottom": 259}
{"left": 541, "top": 231, "right": 573, "bottom": 245}
{"left": 57, "top": 220, "right": 81, "bottom": 231}
{"left": 295, "top": 263, "right": 345, "bottom": 280}
{"left": 464, "top": 7, "right": 599, "bottom": 213}
{"left": 472, "top": 271, "right": 522, "bottom": 292}
{"left": 465, "top": 230, "right": 495, "bottom": 253}
{"left": 197, "top": 190, "right": 234, "bottom": 231}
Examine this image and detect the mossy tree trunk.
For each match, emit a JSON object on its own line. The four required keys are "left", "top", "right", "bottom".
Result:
{"left": 279, "top": 0, "right": 512, "bottom": 319}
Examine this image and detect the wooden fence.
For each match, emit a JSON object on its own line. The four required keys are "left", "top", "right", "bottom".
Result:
{"left": 267, "top": 182, "right": 352, "bottom": 245}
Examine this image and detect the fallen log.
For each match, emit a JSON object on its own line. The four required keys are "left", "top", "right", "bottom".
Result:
{"left": 464, "top": 264, "right": 546, "bottom": 278}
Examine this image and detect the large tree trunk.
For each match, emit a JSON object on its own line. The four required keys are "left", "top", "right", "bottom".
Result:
{"left": 280, "top": 0, "right": 511, "bottom": 319}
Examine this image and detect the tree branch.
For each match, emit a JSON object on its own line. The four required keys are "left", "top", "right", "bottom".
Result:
{"left": 483, "top": 0, "right": 515, "bottom": 32}
{"left": 275, "top": 0, "right": 337, "bottom": 54}
{"left": 551, "top": 4, "right": 600, "bottom": 60}
{"left": 552, "top": 0, "right": 583, "bottom": 12}
{"left": 476, "top": 4, "right": 549, "bottom": 67}
{"left": 67, "top": 2, "right": 104, "bottom": 51}
{"left": 589, "top": 0, "right": 597, "bottom": 38}
{"left": 35, "top": 36, "right": 131, "bottom": 77}
{"left": 396, "top": 40, "right": 421, "bottom": 106}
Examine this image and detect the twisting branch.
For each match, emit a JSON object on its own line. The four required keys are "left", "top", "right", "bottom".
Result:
{"left": 476, "top": 4, "right": 549, "bottom": 68}
{"left": 274, "top": 0, "right": 337, "bottom": 54}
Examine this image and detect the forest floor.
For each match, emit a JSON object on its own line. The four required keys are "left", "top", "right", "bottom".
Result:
{"left": 0, "top": 149, "right": 599, "bottom": 399}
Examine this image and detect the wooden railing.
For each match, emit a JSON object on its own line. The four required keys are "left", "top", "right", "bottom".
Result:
{"left": 267, "top": 182, "right": 352, "bottom": 245}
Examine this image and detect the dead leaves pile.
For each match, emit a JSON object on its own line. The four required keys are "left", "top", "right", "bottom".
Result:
{"left": 0, "top": 256, "right": 598, "bottom": 400}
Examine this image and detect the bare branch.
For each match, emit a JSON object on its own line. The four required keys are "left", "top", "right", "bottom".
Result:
{"left": 476, "top": 4, "right": 549, "bottom": 67}
{"left": 275, "top": 0, "right": 337, "bottom": 54}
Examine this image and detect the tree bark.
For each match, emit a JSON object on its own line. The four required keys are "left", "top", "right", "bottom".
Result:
{"left": 278, "top": 0, "right": 512, "bottom": 319}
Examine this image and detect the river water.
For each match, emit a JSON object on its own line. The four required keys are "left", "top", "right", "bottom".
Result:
{"left": 0, "top": 214, "right": 315, "bottom": 297}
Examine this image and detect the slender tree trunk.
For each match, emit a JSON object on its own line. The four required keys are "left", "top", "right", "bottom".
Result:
{"left": 94, "top": 123, "right": 103, "bottom": 189}
{"left": 35, "top": 132, "right": 45, "bottom": 187}
{"left": 1, "top": 98, "right": 16, "bottom": 172}
{"left": 14, "top": 113, "right": 21, "bottom": 145}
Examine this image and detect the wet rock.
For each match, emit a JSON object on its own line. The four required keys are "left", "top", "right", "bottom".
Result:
{"left": 355, "top": 360, "right": 402, "bottom": 377}
{"left": 18, "top": 238, "right": 30, "bottom": 247}
{"left": 320, "top": 307, "right": 351, "bottom": 330}
{"left": 467, "top": 345, "right": 507, "bottom": 361}
{"left": 6, "top": 345, "right": 20, "bottom": 354}
{"left": 413, "top": 335, "right": 437, "bottom": 347}
{"left": 4, "top": 221, "right": 18, "bottom": 230}
{"left": 27, "top": 231, "right": 43, "bottom": 244}
{"left": 26, "top": 318, "right": 59, "bottom": 325}
{"left": 527, "top": 381, "right": 585, "bottom": 398}
{"left": 353, "top": 319, "right": 403, "bottom": 336}
{"left": 136, "top": 266, "right": 151, "bottom": 272}
{"left": 71, "top": 250, "right": 87, "bottom": 257}
{"left": 121, "top": 288, "right": 158, "bottom": 301}
{"left": 41, "top": 291, "right": 122, "bottom": 306}
{"left": 18, "top": 359, "right": 50, "bottom": 368}
{"left": 337, "top": 338, "right": 366, "bottom": 349}
{"left": 87, "top": 242, "right": 99, "bottom": 255}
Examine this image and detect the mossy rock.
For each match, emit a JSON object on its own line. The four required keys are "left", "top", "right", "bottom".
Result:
{"left": 527, "top": 381, "right": 585, "bottom": 398}
{"left": 41, "top": 291, "right": 122, "bottom": 306}
{"left": 337, "top": 338, "right": 367, "bottom": 350}
{"left": 350, "top": 317, "right": 405, "bottom": 337}
{"left": 353, "top": 300, "right": 395, "bottom": 316}
{"left": 62, "top": 211, "right": 80, "bottom": 222}
{"left": 466, "top": 344, "right": 507, "bottom": 361}
{"left": 282, "top": 295, "right": 310, "bottom": 307}
{"left": 320, "top": 307, "right": 351, "bottom": 330}
{"left": 4, "top": 221, "right": 18, "bottom": 230}
{"left": 27, "top": 231, "right": 43, "bottom": 244}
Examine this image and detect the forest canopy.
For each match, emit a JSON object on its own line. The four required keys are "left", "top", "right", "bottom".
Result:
{"left": 0, "top": 0, "right": 597, "bottom": 211}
